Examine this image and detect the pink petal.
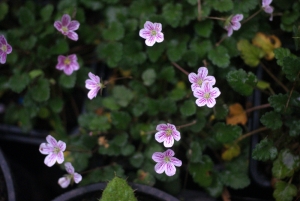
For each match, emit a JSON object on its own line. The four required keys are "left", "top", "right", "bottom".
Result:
{"left": 231, "top": 14, "right": 243, "bottom": 22}
{"left": 0, "top": 35, "right": 7, "bottom": 45}
{"left": 165, "top": 163, "right": 176, "bottom": 176}
{"left": 6, "top": 44, "right": 12, "bottom": 54}
{"left": 269, "top": 14, "right": 273, "bottom": 21}
{"left": 262, "top": 0, "right": 272, "bottom": 7}
{"left": 64, "top": 67, "right": 74, "bottom": 75}
{"left": 46, "top": 135, "right": 58, "bottom": 146}
{"left": 152, "top": 152, "right": 165, "bottom": 163}
{"left": 203, "top": 76, "right": 216, "bottom": 85}
{"left": 69, "top": 62, "right": 79, "bottom": 71}
{"left": 193, "top": 88, "right": 204, "bottom": 98}
{"left": 56, "top": 63, "right": 65, "bottom": 70}
{"left": 57, "top": 141, "right": 66, "bottom": 152}
{"left": 167, "top": 123, "right": 177, "bottom": 131}
{"left": 226, "top": 26, "right": 233, "bottom": 37}
{"left": 144, "top": 21, "right": 154, "bottom": 30}
{"left": 197, "top": 67, "right": 208, "bottom": 79}
{"left": 171, "top": 130, "right": 181, "bottom": 141}
{"left": 73, "top": 173, "right": 82, "bottom": 183}
{"left": 156, "top": 124, "right": 168, "bottom": 131}
{"left": 139, "top": 29, "right": 151, "bottom": 39}
{"left": 56, "top": 152, "right": 64, "bottom": 164}
{"left": 170, "top": 157, "right": 182, "bottom": 167}
{"left": 154, "top": 23, "right": 162, "bottom": 32}
{"left": 210, "top": 87, "right": 221, "bottom": 98}
{"left": 188, "top": 72, "right": 198, "bottom": 84}
{"left": 85, "top": 80, "right": 97, "bottom": 89}
{"left": 39, "top": 143, "right": 53, "bottom": 155}
{"left": 191, "top": 83, "right": 200, "bottom": 91}
{"left": 61, "top": 14, "right": 71, "bottom": 26}
{"left": 65, "top": 162, "right": 74, "bottom": 174}
{"left": 155, "top": 131, "right": 166, "bottom": 143}
{"left": 145, "top": 36, "right": 156, "bottom": 46}
{"left": 44, "top": 153, "right": 57, "bottom": 167}
{"left": 67, "top": 31, "right": 78, "bottom": 41}
{"left": 203, "top": 82, "right": 212, "bottom": 92}
{"left": 87, "top": 88, "right": 99, "bottom": 99}
{"left": 231, "top": 21, "right": 241, "bottom": 31}
{"left": 0, "top": 53, "right": 7, "bottom": 64}
{"left": 54, "top": 21, "right": 62, "bottom": 31}
{"left": 154, "top": 162, "right": 166, "bottom": 174}
{"left": 58, "top": 177, "right": 71, "bottom": 188}
{"left": 68, "top": 54, "right": 77, "bottom": 62}
{"left": 206, "top": 97, "right": 216, "bottom": 108}
{"left": 155, "top": 32, "right": 164, "bottom": 43}
{"left": 57, "top": 55, "right": 65, "bottom": 63}
{"left": 163, "top": 135, "right": 174, "bottom": 147}
{"left": 263, "top": 6, "right": 274, "bottom": 14}
{"left": 164, "top": 149, "right": 175, "bottom": 157}
{"left": 196, "top": 98, "right": 207, "bottom": 107}
{"left": 68, "top": 21, "right": 80, "bottom": 31}
{"left": 88, "top": 72, "right": 100, "bottom": 83}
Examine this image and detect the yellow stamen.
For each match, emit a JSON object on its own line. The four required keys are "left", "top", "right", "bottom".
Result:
{"left": 64, "top": 58, "right": 71, "bottom": 65}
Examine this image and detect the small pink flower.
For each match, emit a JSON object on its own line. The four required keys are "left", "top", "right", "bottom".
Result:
{"left": 139, "top": 21, "right": 164, "bottom": 46}
{"left": 224, "top": 14, "right": 243, "bottom": 37}
{"left": 56, "top": 54, "right": 79, "bottom": 75}
{"left": 188, "top": 67, "right": 216, "bottom": 91}
{"left": 155, "top": 123, "right": 180, "bottom": 148}
{"left": 85, "top": 72, "right": 103, "bottom": 100}
{"left": 58, "top": 162, "right": 82, "bottom": 188}
{"left": 152, "top": 149, "right": 182, "bottom": 176}
{"left": 54, "top": 14, "right": 80, "bottom": 41}
{"left": 39, "top": 135, "right": 66, "bottom": 167}
{"left": 0, "top": 35, "right": 12, "bottom": 64}
{"left": 262, "top": 0, "right": 273, "bottom": 21}
{"left": 193, "top": 82, "right": 221, "bottom": 108}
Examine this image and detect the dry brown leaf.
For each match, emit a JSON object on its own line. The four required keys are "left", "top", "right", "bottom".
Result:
{"left": 252, "top": 32, "right": 281, "bottom": 60}
{"left": 222, "top": 187, "right": 231, "bottom": 201}
{"left": 226, "top": 103, "right": 247, "bottom": 125}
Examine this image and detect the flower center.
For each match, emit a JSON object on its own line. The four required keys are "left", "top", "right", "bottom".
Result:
{"left": 64, "top": 58, "right": 71, "bottom": 65}
{"left": 166, "top": 128, "right": 172, "bottom": 136}
{"left": 164, "top": 156, "right": 170, "bottom": 163}
{"left": 62, "top": 26, "right": 68, "bottom": 33}
{"left": 54, "top": 146, "right": 61, "bottom": 154}
{"left": 204, "top": 92, "right": 210, "bottom": 99}
{"left": 1, "top": 44, "right": 7, "bottom": 52}
{"left": 151, "top": 30, "right": 157, "bottom": 36}
{"left": 197, "top": 79, "right": 203, "bottom": 86}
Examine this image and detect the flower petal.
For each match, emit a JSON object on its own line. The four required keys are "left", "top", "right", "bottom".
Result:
{"left": 57, "top": 141, "right": 66, "bottom": 152}
{"left": 68, "top": 21, "right": 80, "bottom": 31}
{"left": 164, "top": 149, "right": 175, "bottom": 157}
{"left": 152, "top": 152, "right": 165, "bottom": 162}
{"left": 227, "top": 26, "right": 233, "bottom": 37}
{"left": 87, "top": 88, "right": 99, "bottom": 100}
{"left": 231, "top": 21, "right": 241, "bottom": 31}
{"left": 204, "top": 76, "right": 216, "bottom": 85}
{"left": 163, "top": 135, "right": 174, "bottom": 147}
{"left": 206, "top": 97, "right": 216, "bottom": 108}
{"left": 0, "top": 53, "right": 7, "bottom": 64}
{"left": 191, "top": 83, "right": 200, "bottom": 91}
{"left": 6, "top": 44, "right": 12, "bottom": 54}
{"left": 170, "top": 157, "right": 182, "bottom": 167}
{"left": 69, "top": 62, "right": 80, "bottom": 71}
{"left": 85, "top": 80, "right": 97, "bottom": 89}
{"left": 65, "top": 162, "right": 74, "bottom": 174}
{"left": 167, "top": 123, "right": 177, "bottom": 131}
{"left": 171, "top": 130, "right": 181, "bottom": 141}
{"left": 155, "top": 131, "right": 166, "bottom": 143}
{"left": 195, "top": 98, "right": 207, "bottom": 107}
{"left": 156, "top": 124, "right": 168, "bottom": 131}
{"left": 58, "top": 177, "right": 71, "bottom": 188}
{"left": 39, "top": 143, "right": 53, "bottom": 154}
{"left": 0, "top": 35, "right": 6, "bottom": 45}
{"left": 61, "top": 14, "right": 71, "bottom": 26}
{"left": 262, "top": 0, "right": 272, "bottom": 7}
{"left": 56, "top": 152, "right": 64, "bottom": 164}
{"left": 210, "top": 87, "right": 221, "bottom": 98}
{"left": 188, "top": 72, "right": 198, "bottom": 84}
{"left": 144, "top": 21, "right": 154, "bottom": 30}
{"left": 64, "top": 66, "right": 74, "bottom": 75}
{"left": 154, "top": 23, "right": 162, "bottom": 32}
{"left": 263, "top": 6, "right": 274, "bottom": 14}
{"left": 54, "top": 21, "right": 62, "bottom": 31}
{"left": 231, "top": 14, "right": 243, "bottom": 22}
{"left": 68, "top": 54, "right": 77, "bottom": 61}
{"left": 165, "top": 163, "right": 176, "bottom": 176}
{"left": 44, "top": 153, "right": 57, "bottom": 167}
{"left": 197, "top": 67, "right": 208, "bottom": 79}
{"left": 145, "top": 36, "right": 156, "bottom": 46}
{"left": 155, "top": 32, "right": 164, "bottom": 43}
{"left": 46, "top": 135, "right": 57, "bottom": 146}
{"left": 193, "top": 88, "right": 204, "bottom": 98}
{"left": 67, "top": 31, "right": 78, "bottom": 41}
{"left": 203, "top": 82, "right": 212, "bottom": 92}
{"left": 154, "top": 162, "right": 166, "bottom": 174}
{"left": 139, "top": 29, "right": 151, "bottom": 39}
{"left": 73, "top": 173, "right": 82, "bottom": 183}
{"left": 88, "top": 72, "right": 100, "bottom": 83}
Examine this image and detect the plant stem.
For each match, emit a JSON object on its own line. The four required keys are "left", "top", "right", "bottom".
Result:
{"left": 242, "top": 9, "right": 262, "bottom": 24}
{"left": 197, "top": 0, "right": 202, "bottom": 21}
{"left": 245, "top": 103, "right": 270, "bottom": 114}
{"left": 235, "top": 127, "right": 269, "bottom": 143}
{"left": 171, "top": 61, "right": 189, "bottom": 76}
{"left": 176, "top": 120, "right": 197, "bottom": 129}
{"left": 215, "top": 36, "right": 227, "bottom": 47}
{"left": 206, "top": 16, "right": 226, "bottom": 21}
{"left": 104, "top": 76, "right": 133, "bottom": 85}
{"left": 285, "top": 71, "right": 300, "bottom": 111}
{"left": 260, "top": 62, "right": 289, "bottom": 93}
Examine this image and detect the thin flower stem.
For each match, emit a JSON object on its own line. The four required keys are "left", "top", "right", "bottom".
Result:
{"left": 104, "top": 76, "right": 133, "bottom": 85}
{"left": 245, "top": 103, "right": 270, "bottom": 114}
{"left": 176, "top": 120, "right": 197, "bottom": 129}
{"left": 261, "top": 62, "right": 289, "bottom": 93}
{"left": 171, "top": 61, "right": 189, "bottom": 76}
{"left": 235, "top": 127, "right": 269, "bottom": 143}
{"left": 288, "top": 176, "right": 293, "bottom": 184}
{"left": 197, "top": 0, "right": 202, "bottom": 21}
{"left": 215, "top": 36, "right": 227, "bottom": 47}
{"left": 202, "top": 59, "right": 208, "bottom": 67}
{"left": 242, "top": 9, "right": 262, "bottom": 24}
{"left": 206, "top": 16, "right": 226, "bottom": 21}
{"left": 285, "top": 71, "right": 300, "bottom": 111}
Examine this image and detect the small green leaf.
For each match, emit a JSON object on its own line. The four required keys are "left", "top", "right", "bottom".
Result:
{"left": 18, "top": 7, "right": 35, "bottom": 26}
{"left": 286, "top": 119, "right": 300, "bottom": 136}
{"left": 274, "top": 181, "right": 297, "bottom": 201}
{"left": 268, "top": 94, "right": 289, "bottom": 113}
{"left": 282, "top": 11, "right": 300, "bottom": 25}
{"left": 180, "top": 100, "right": 196, "bottom": 116}
{"left": 226, "top": 69, "right": 258, "bottom": 96}
{"left": 282, "top": 56, "right": 300, "bottom": 81}
{"left": 232, "top": 0, "right": 258, "bottom": 12}
{"left": 214, "top": 103, "right": 229, "bottom": 120}
{"left": 162, "top": 3, "right": 182, "bottom": 28}
{"left": 30, "top": 78, "right": 50, "bottom": 102}
{"left": 122, "top": 144, "right": 135, "bottom": 156}
{"left": 194, "top": 20, "right": 213, "bottom": 38}
{"left": 111, "top": 133, "right": 128, "bottom": 147}
{"left": 207, "top": 0, "right": 233, "bottom": 12}
{"left": 206, "top": 176, "right": 223, "bottom": 198}
{"left": 256, "top": 80, "right": 270, "bottom": 90}
{"left": 187, "top": 141, "right": 202, "bottom": 163}
{"left": 219, "top": 171, "right": 250, "bottom": 189}
{"left": 189, "top": 156, "right": 213, "bottom": 187}
{"left": 8, "top": 73, "right": 30, "bottom": 93}
{"left": 0, "top": 3, "right": 9, "bottom": 21}
{"left": 129, "top": 0, "right": 156, "bottom": 18}
{"left": 169, "top": 88, "right": 186, "bottom": 101}
{"left": 51, "top": 39, "right": 69, "bottom": 54}
{"left": 29, "top": 69, "right": 44, "bottom": 80}
{"left": 274, "top": 48, "right": 291, "bottom": 67}
{"left": 208, "top": 46, "right": 230, "bottom": 68}
{"left": 167, "top": 39, "right": 187, "bottom": 62}
{"left": 112, "top": 85, "right": 134, "bottom": 107}
{"left": 147, "top": 43, "right": 166, "bottom": 62}
{"left": 159, "top": 66, "right": 175, "bottom": 83}
{"left": 111, "top": 111, "right": 131, "bottom": 130}
{"left": 102, "top": 97, "right": 120, "bottom": 111}
{"left": 142, "top": 69, "right": 156, "bottom": 86}
{"left": 130, "top": 152, "right": 144, "bottom": 168}
{"left": 252, "top": 139, "right": 278, "bottom": 161}
{"left": 190, "top": 39, "right": 212, "bottom": 59}
{"left": 49, "top": 97, "right": 64, "bottom": 113}
{"left": 214, "top": 123, "right": 242, "bottom": 143}
{"left": 20, "top": 35, "right": 37, "bottom": 50}
{"left": 159, "top": 98, "right": 177, "bottom": 114}
{"left": 96, "top": 42, "right": 123, "bottom": 68}
{"left": 40, "top": 4, "right": 54, "bottom": 22}
{"left": 260, "top": 111, "right": 282, "bottom": 130}
{"left": 102, "top": 21, "right": 125, "bottom": 41}
{"left": 59, "top": 73, "right": 76, "bottom": 88}
{"left": 237, "top": 39, "right": 265, "bottom": 67}
{"left": 187, "top": 0, "right": 198, "bottom": 5}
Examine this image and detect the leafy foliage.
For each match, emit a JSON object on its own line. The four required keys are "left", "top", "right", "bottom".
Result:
{"left": 252, "top": 139, "right": 278, "bottom": 161}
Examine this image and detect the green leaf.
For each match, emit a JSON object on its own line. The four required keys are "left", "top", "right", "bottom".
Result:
{"left": 112, "top": 85, "right": 134, "bottom": 107}
{"left": 29, "top": 69, "right": 44, "bottom": 80}
{"left": 79, "top": 0, "right": 103, "bottom": 11}
{"left": 20, "top": 35, "right": 37, "bottom": 50}
{"left": 190, "top": 39, "right": 212, "bottom": 59}
{"left": 51, "top": 39, "right": 69, "bottom": 55}
{"left": 8, "top": 73, "right": 30, "bottom": 93}
{"left": 102, "top": 21, "right": 125, "bottom": 41}
{"left": 256, "top": 80, "right": 270, "bottom": 90}
{"left": 159, "top": 98, "right": 177, "bottom": 114}
{"left": 183, "top": 50, "right": 198, "bottom": 67}
{"left": 208, "top": 46, "right": 230, "bottom": 68}
{"left": 273, "top": 181, "right": 297, "bottom": 201}
{"left": 159, "top": 66, "right": 175, "bottom": 83}
{"left": 180, "top": 100, "right": 196, "bottom": 116}
{"left": 162, "top": 3, "right": 182, "bottom": 28}
{"left": 130, "top": 152, "right": 144, "bottom": 168}
{"left": 142, "top": 68, "right": 156, "bottom": 86}
{"left": 214, "top": 123, "right": 242, "bottom": 143}
{"left": 282, "top": 56, "right": 300, "bottom": 81}
{"left": 96, "top": 42, "right": 123, "bottom": 68}
{"left": 30, "top": 78, "right": 50, "bottom": 102}
{"left": 223, "top": 37, "right": 240, "bottom": 57}
{"left": 122, "top": 144, "right": 135, "bottom": 156}
{"left": 111, "top": 111, "right": 131, "bottom": 130}
{"left": 78, "top": 113, "right": 111, "bottom": 132}
{"left": 206, "top": 176, "right": 223, "bottom": 198}
{"left": 0, "top": 3, "right": 8, "bottom": 21}
{"left": 187, "top": 141, "right": 202, "bottom": 163}
{"left": 219, "top": 171, "right": 250, "bottom": 189}
{"left": 147, "top": 43, "right": 166, "bottom": 62}
{"left": 214, "top": 103, "right": 229, "bottom": 120}
{"left": 59, "top": 73, "right": 76, "bottom": 88}
{"left": 18, "top": 7, "right": 35, "bottom": 26}
{"left": 268, "top": 94, "right": 289, "bottom": 113}
{"left": 252, "top": 139, "right": 278, "bottom": 161}
{"left": 40, "top": 4, "right": 54, "bottom": 22}
{"left": 99, "top": 144, "right": 121, "bottom": 156}
{"left": 232, "top": 0, "right": 258, "bottom": 12}
{"left": 189, "top": 156, "right": 213, "bottom": 187}
{"left": 167, "top": 38, "right": 187, "bottom": 62}
{"left": 187, "top": 0, "right": 198, "bottom": 5}
{"left": 286, "top": 119, "right": 300, "bottom": 137}
{"left": 102, "top": 97, "right": 120, "bottom": 111}
{"left": 207, "top": 0, "right": 233, "bottom": 12}
{"left": 129, "top": 0, "right": 156, "bottom": 18}
{"left": 111, "top": 133, "right": 128, "bottom": 147}
{"left": 226, "top": 69, "right": 258, "bottom": 96}
{"left": 49, "top": 97, "right": 64, "bottom": 113}
{"left": 274, "top": 48, "right": 291, "bottom": 67}
{"left": 260, "top": 111, "right": 282, "bottom": 130}
{"left": 194, "top": 20, "right": 213, "bottom": 38}
{"left": 282, "top": 11, "right": 300, "bottom": 25}
{"left": 237, "top": 39, "right": 265, "bottom": 67}
{"left": 169, "top": 88, "right": 186, "bottom": 101}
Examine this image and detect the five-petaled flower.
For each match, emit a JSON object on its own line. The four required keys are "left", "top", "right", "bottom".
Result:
{"left": 54, "top": 14, "right": 80, "bottom": 41}
{"left": 56, "top": 54, "right": 79, "bottom": 75}
{"left": 155, "top": 123, "right": 181, "bottom": 148}
{"left": 85, "top": 72, "right": 103, "bottom": 100}
{"left": 139, "top": 21, "right": 164, "bottom": 46}
{"left": 58, "top": 162, "right": 82, "bottom": 188}
{"left": 193, "top": 82, "right": 221, "bottom": 108}
{"left": 39, "top": 135, "right": 66, "bottom": 167}
{"left": 0, "top": 35, "right": 12, "bottom": 64}
{"left": 224, "top": 14, "right": 243, "bottom": 37}
{"left": 262, "top": 0, "right": 274, "bottom": 21}
{"left": 152, "top": 149, "right": 182, "bottom": 176}
{"left": 188, "top": 67, "right": 216, "bottom": 91}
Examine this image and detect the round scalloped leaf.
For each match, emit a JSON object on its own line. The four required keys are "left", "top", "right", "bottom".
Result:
{"left": 208, "top": 46, "right": 230, "bottom": 68}
{"left": 252, "top": 138, "right": 278, "bottom": 161}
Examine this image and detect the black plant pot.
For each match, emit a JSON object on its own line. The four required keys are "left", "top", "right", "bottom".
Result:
{"left": 52, "top": 182, "right": 180, "bottom": 201}
{"left": 0, "top": 147, "right": 15, "bottom": 201}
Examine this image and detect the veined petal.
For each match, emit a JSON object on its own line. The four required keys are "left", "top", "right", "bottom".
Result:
{"left": 172, "top": 130, "right": 181, "bottom": 141}
{"left": 204, "top": 76, "right": 216, "bottom": 85}
{"left": 69, "top": 62, "right": 79, "bottom": 71}
{"left": 145, "top": 36, "right": 156, "bottom": 46}
{"left": 163, "top": 135, "right": 174, "bottom": 148}
{"left": 191, "top": 83, "right": 200, "bottom": 91}
{"left": 64, "top": 66, "right": 74, "bottom": 75}
{"left": 263, "top": 6, "right": 274, "bottom": 14}
{"left": 56, "top": 63, "right": 65, "bottom": 70}
{"left": 87, "top": 88, "right": 99, "bottom": 100}
{"left": 193, "top": 88, "right": 204, "bottom": 98}
{"left": 196, "top": 98, "right": 207, "bottom": 107}
{"left": 6, "top": 44, "right": 12, "bottom": 54}
{"left": 144, "top": 21, "right": 154, "bottom": 30}
{"left": 231, "top": 21, "right": 241, "bottom": 31}
{"left": 54, "top": 21, "right": 62, "bottom": 31}
{"left": 88, "top": 72, "right": 100, "bottom": 83}
{"left": 164, "top": 149, "right": 175, "bottom": 157}
{"left": 206, "top": 97, "right": 216, "bottom": 108}
{"left": 44, "top": 153, "right": 57, "bottom": 167}
{"left": 154, "top": 23, "right": 162, "bottom": 32}
{"left": 0, "top": 53, "right": 7, "bottom": 64}
{"left": 68, "top": 54, "right": 77, "bottom": 62}
{"left": 57, "top": 55, "right": 65, "bottom": 63}
{"left": 262, "top": 0, "right": 272, "bottom": 7}
{"left": 85, "top": 80, "right": 97, "bottom": 89}
{"left": 231, "top": 14, "right": 243, "bottom": 22}
{"left": 203, "top": 82, "right": 212, "bottom": 93}
{"left": 226, "top": 26, "right": 233, "bottom": 37}
{"left": 139, "top": 29, "right": 151, "bottom": 39}
{"left": 39, "top": 143, "right": 53, "bottom": 154}
{"left": 65, "top": 162, "right": 74, "bottom": 174}
{"left": 61, "top": 14, "right": 71, "bottom": 26}
{"left": 58, "top": 177, "right": 71, "bottom": 188}
{"left": 154, "top": 162, "right": 166, "bottom": 174}
{"left": 73, "top": 173, "right": 82, "bottom": 183}
{"left": 56, "top": 152, "right": 64, "bottom": 164}
{"left": 0, "top": 35, "right": 6, "bottom": 45}
{"left": 188, "top": 72, "right": 198, "bottom": 84}
{"left": 68, "top": 21, "right": 80, "bottom": 31}
{"left": 155, "top": 131, "right": 166, "bottom": 143}
{"left": 165, "top": 163, "right": 176, "bottom": 176}
{"left": 46, "top": 135, "right": 58, "bottom": 146}
{"left": 152, "top": 152, "right": 165, "bottom": 162}
{"left": 210, "top": 87, "right": 221, "bottom": 98}
{"left": 167, "top": 123, "right": 177, "bottom": 131}
{"left": 197, "top": 67, "right": 208, "bottom": 79}
{"left": 155, "top": 32, "right": 164, "bottom": 43}
{"left": 156, "top": 123, "right": 168, "bottom": 131}
{"left": 67, "top": 31, "right": 78, "bottom": 41}
{"left": 170, "top": 157, "right": 182, "bottom": 167}
{"left": 57, "top": 141, "right": 66, "bottom": 152}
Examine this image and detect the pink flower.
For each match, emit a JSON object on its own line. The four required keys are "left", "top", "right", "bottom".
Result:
{"left": 155, "top": 123, "right": 180, "bottom": 148}
{"left": 54, "top": 14, "right": 80, "bottom": 41}
{"left": 85, "top": 72, "right": 103, "bottom": 100}
{"left": 193, "top": 82, "right": 221, "bottom": 108}
{"left": 224, "top": 14, "right": 243, "bottom": 37}
{"left": 188, "top": 67, "right": 216, "bottom": 91}
{"left": 139, "top": 21, "right": 164, "bottom": 46}
{"left": 152, "top": 149, "right": 182, "bottom": 176}
{"left": 56, "top": 54, "right": 79, "bottom": 75}
{"left": 0, "top": 35, "right": 12, "bottom": 64}
{"left": 58, "top": 162, "right": 82, "bottom": 188}
{"left": 262, "top": 0, "right": 273, "bottom": 21}
{"left": 39, "top": 135, "right": 66, "bottom": 167}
